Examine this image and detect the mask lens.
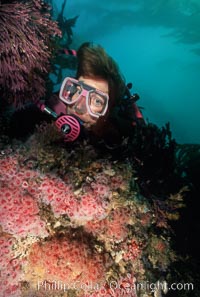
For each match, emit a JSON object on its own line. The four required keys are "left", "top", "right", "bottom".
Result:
{"left": 88, "top": 91, "right": 108, "bottom": 116}
{"left": 60, "top": 79, "right": 82, "bottom": 103}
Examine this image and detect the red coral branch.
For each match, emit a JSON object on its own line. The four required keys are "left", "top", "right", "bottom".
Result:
{"left": 0, "top": 0, "right": 61, "bottom": 107}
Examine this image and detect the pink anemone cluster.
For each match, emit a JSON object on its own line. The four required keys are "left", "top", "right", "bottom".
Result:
{"left": 0, "top": 236, "right": 22, "bottom": 297}
{"left": 0, "top": 155, "right": 48, "bottom": 238}
{"left": 25, "top": 237, "right": 108, "bottom": 292}
{"left": 0, "top": 148, "right": 173, "bottom": 297}
{"left": 37, "top": 175, "right": 110, "bottom": 222}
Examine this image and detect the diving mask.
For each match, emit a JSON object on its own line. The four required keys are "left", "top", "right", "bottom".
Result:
{"left": 59, "top": 77, "right": 109, "bottom": 118}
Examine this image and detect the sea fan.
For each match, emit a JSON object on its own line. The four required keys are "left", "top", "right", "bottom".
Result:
{"left": 0, "top": 0, "right": 61, "bottom": 107}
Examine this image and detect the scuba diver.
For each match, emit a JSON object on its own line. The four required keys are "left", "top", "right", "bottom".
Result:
{"left": 40, "top": 42, "right": 145, "bottom": 147}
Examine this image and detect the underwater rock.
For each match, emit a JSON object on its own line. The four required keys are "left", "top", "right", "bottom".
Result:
{"left": 0, "top": 130, "right": 186, "bottom": 297}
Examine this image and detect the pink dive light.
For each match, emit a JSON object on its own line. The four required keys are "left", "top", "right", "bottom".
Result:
{"left": 37, "top": 102, "right": 81, "bottom": 142}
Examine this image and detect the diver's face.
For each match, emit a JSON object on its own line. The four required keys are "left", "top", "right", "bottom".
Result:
{"left": 66, "top": 76, "right": 109, "bottom": 129}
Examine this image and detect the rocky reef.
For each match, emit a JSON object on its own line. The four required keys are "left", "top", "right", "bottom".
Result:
{"left": 0, "top": 123, "right": 187, "bottom": 297}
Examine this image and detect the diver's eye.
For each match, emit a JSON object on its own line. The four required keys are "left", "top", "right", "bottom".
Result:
{"left": 89, "top": 94, "right": 105, "bottom": 114}
{"left": 90, "top": 95, "right": 104, "bottom": 107}
{"left": 93, "top": 97, "right": 104, "bottom": 107}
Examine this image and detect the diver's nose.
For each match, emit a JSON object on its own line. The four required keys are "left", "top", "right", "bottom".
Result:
{"left": 73, "top": 96, "right": 87, "bottom": 114}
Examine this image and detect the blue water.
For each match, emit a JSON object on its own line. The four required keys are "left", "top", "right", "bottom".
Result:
{"left": 51, "top": 0, "right": 200, "bottom": 144}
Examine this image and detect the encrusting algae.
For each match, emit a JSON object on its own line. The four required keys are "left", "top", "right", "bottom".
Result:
{"left": 0, "top": 123, "right": 186, "bottom": 297}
